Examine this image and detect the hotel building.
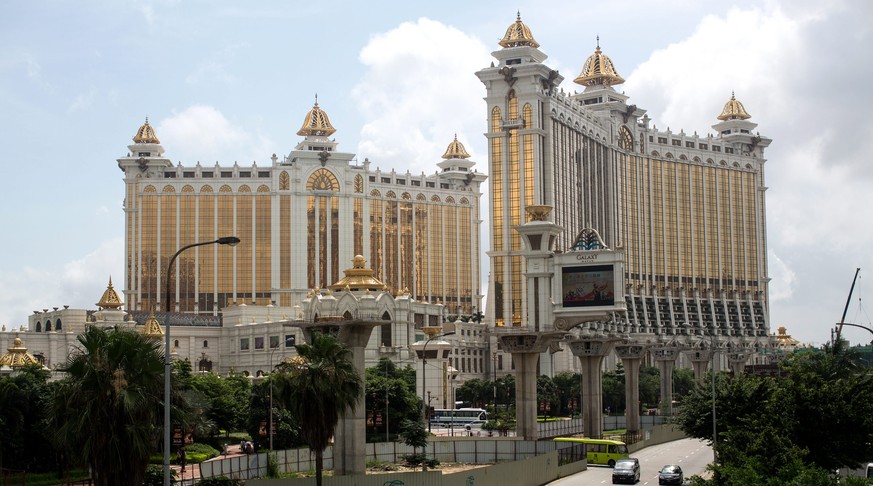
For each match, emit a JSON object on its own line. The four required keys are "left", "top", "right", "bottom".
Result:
{"left": 477, "top": 15, "right": 772, "bottom": 340}
{"left": 118, "top": 102, "right": 486, "bottom": 317}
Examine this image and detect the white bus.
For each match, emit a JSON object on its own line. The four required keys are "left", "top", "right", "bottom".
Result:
{"left": 430, "top": 408, "right": 488, "bottom": 426}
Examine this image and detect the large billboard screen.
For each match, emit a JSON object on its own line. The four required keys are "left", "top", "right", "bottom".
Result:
{"left": 561, "top": 264, "right": 615, "bottom": 307}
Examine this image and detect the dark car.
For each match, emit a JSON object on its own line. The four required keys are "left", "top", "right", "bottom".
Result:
{"left": 612, "top": 457, "right": 641, "bottom": 484}
{"left": 658, "top": 464, "right": 684, "bottom": 485}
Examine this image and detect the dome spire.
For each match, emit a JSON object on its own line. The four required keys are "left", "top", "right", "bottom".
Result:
{"left": 297, "top": 97, "right": 337, "bottom": 137}
{"left": 133, "top": 117, "right": 160, "bottom": 144}
{"left": 97, "top": 276, "right": 124, "bottom": 310}
{"left": 573, "top": 40, "right": 625, "bottom": 87}
{"left": 441, "top": 134, "right": 471, "bottom": 159}
{"left": 717, "top": 91, "right": 751, "bottom": 120}
{"left": 498, "top": 12, "right": 540, "bottom": 49}
{"left": 0, "top": 338, "right": 40, "bottom": 368}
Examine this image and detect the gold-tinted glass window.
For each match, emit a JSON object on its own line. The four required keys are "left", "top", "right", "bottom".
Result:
{"left": 429, "top": 196, "right": 443, "bottom": 302}
{"left": 160, "top": 186, "right": 177, "bottom": 310}
{"left": 256, "top": 187, "right": 271, "bottom": 305}
{"left": 414, "top": 194, "right": 428, "bottom": 301}
{"left": 369, "top": 190, "right": 384, "bottom": 281}
{"left": 199, "top": 186, "right": 215, "bottom": 311}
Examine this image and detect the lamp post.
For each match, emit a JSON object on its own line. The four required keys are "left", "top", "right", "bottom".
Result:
{"left": 422, "top": 331, "right": 455, "bottom": 432}
{"left": 163, "top": 236, "right": 240, "bottom": 486}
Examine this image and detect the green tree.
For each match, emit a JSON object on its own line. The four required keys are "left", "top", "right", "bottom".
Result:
{"left": 456, "top": 378, "right": 490, "bottom": 408}
{"left": 0, "top": 364, "right": 54, "bottom": 474}
{"left": 601, "top": 370, "right": 625, "bottom": 414}
{"left": 47, "top": 326, "right": 168, "bottom": 486}
{"left": 672, "top": 367, "right": 696, "bottom": 402}
{"left": 247, "top": 378, "right": 303, "bottom": 450}
{"left": 365, "top": 358, "right": 420, "bottom": 441}
{"left": 274, "top": 332, "right": 362, "bottom": 486}
{"left": 536, "top": 375, "right": 558, "bottom": 416}
{"left": 639, "top": 365, "right": 660, "bottom": 408}
{"left": 399, "top": 418, "right": 430, "bottom": 470}
{"left": 190, "top": 371, "right": 251, "bottom": 436}
{"left": 676, "top": 345, "right": 873, "bottom": 483}
{"left": 552, "top": 372, "right": 581, "bottom": 416}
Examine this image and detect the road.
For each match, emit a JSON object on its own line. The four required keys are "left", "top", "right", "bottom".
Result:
{"left": 547, "top": 438, "right": 713, "bottom": 485}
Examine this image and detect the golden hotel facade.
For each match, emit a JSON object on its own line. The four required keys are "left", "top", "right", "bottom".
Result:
{"left": 478, "top": 16, "right": 772, "bottom": 339}
{"left": 118, "top": 104, "right": 486, "bottom": 317}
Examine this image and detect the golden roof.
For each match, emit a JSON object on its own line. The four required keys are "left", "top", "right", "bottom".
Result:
{"left": 97, "top": 277, "right": 124, "bottom": 309}
{"left": 0, "top": 338, "right": 40, "bottom": 368}
{"left": 297, "top": 99, "right": 337, "bottom": 137}
{"left": 574, "top": 43, "right": 625, "bottom": 87}
{"left": 773, "top": 326, "right": 798, "bottom": 346}
{"left": 717, "top": 92, "right": 751, "bottom": 120}
{"left": 328, "top": 255, "right": 386, "bottom": 291}
{"left": 133, "top": 118, "right": 160, "bottom": 144}
{"left": 441, "top": 134, "right": 471, "bottom": 159}
{"left": 498, "top": 13, "right": 540, "bottom": 49}
{"left": 141, "top": 310, "right": 164, "bottom": 338}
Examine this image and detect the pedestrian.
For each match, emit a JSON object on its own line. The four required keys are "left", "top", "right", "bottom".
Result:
{"left": 177, "top": 447, "right": 187, "bottom": 473}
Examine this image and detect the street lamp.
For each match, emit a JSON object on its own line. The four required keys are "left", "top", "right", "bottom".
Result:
{"left": 422, "top": 331, "right": 455, "bottom": 432}
{"left": 163, "top": 236, "right": 240, "bottom": 486}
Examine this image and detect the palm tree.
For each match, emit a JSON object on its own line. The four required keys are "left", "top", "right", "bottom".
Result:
{"left": 275, "top": 332, "right": 362, "bottom": 486}
{"left": 47, "top": 325, "right": 167, "bottom": 486}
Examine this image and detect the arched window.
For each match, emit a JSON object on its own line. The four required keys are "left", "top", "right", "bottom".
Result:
{"left": 618, "top": 126, "right": 633, "bottom": 151}
{"left": 203, "top": 340, "right": 209, "bottom": 348}
{"left": 56, "top": 319, "right": 62, "bottom": 331}
{"left": 36, "top": 321, "right": 42, "bottom": 332}
{"left": 306, "top": 168, "right": 339, "bottom": 191}
{"left": 174, "top": 339, "right": 180, "bottom": 348}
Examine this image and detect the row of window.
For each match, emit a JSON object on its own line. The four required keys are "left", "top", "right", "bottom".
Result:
{"left": 164, "top": 171, "right": 272, "bottom": 179}
{"left": 239, "top": 334, "right": 297, "bottom": 351}
{"left": 651, "top": 136, "right": 736, "bottom": 154}
{"left": 368, "top": 175, "right": 450, "bottom": 189}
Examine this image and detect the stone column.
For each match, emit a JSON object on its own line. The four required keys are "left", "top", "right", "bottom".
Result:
{"left": 567, "top": 337, "right": 616, "bottom": 439}
{"left": 614, "top": 343, "right": 646, "bottom": 433}
{"left": 686, "top": 348, "right": 714, "bottom": 382}
{"left": 727, "top": 350, "right": 752, "bottom": 376}
{"left": 298, "top": 320, "right": 379, "bottom": 476}
{"left": 497, "top": 332, "right": 565, "bottom": 440}
{"left": 652, "top": 345, "right": 682, "bottom": 416}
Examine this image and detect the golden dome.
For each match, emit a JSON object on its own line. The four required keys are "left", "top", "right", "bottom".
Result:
{"left": 328, "top": 255, "right": 386, "bottom": 292}
{"left": 717, "top": 92, "right": 751, "bottom": 120}
{"left": 0, "top": 338, "right": 40, "bottom": 368}
{"left": 133, "top": 118, "right": 160, "bottom": 144}
{"left": 441, "top": 134, "right": 471, "bottom": 159}
{"left": 498, "top": 13, "right": 540, "bottom": 49}
{"left": 97, "top": 277, "right": 124, "bottom": 310}
{"left": 574, "top": 42, "right": 625, "bottom": 87}
{"left": 140, "top": 310, "right": 164, "bottom": 338}
{"left": 297, "top": 99, "right": 337, "bottom": 137}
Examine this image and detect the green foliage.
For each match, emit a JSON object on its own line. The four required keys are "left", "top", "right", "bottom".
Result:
{"left": 399, "top": 418, "right": 429, "bottom": 451}
{"left": 47, "top": 325, "right": 169, "bottom": 486}
{"left": 0, "top": 364, "right": 56, "bottom": 473}
{"left": 189, "top": 370, "right": 251, "bottom": 437}
{"left": 196, "top": 477, "right": 244, "bottom": 486}
{"left": 247, "top": 379, "right": 304, "bottom": 450}
{"left": 365, "top": 358, "right": 421, "bottom": 441}
{"left": 676, "top": 345, "right": 873, "bottom": 484}
{"left": 266, "top": 451, "right": 280, "bottom": 478}
{"left": 181, "top": 443, "right": 219, "bottom": 463}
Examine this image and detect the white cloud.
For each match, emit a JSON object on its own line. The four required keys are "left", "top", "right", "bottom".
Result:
{"left": 618, "top": 1, "right": 873, "bottom": 344}
{"left": 352, "top": 18, "right": 492, "bottom": 174}
{"left": 157, "top": 105, "right": 273, "bottom": 165}
{"left": 0, "top": 238, "right": 124, "bottom": 329}
{"left": 185, "top": 43, "right": 248, "bottom": 86}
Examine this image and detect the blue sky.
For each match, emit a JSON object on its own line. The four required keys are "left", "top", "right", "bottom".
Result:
{"left": 2, "top": 0, "right": 872, "bottom": 346}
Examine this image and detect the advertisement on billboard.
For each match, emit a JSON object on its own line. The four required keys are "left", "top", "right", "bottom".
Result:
{"left": 561, "top": 264, "right": 615, "bottom": 307}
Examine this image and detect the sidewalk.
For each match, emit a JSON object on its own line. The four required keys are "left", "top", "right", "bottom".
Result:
{"left": 175, "top": 444, "right": 249, "bottom": 485}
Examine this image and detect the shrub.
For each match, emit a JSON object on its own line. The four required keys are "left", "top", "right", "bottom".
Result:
{"left": 197, "top": 477, "right": 243, "bottom": 486}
